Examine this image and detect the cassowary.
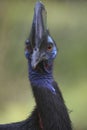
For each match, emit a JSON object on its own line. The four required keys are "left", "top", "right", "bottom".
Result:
{"left": 0, "top": 1, "right": 72, "bottom": 130}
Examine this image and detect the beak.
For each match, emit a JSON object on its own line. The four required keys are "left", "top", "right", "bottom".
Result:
{"left": 29, "top": 1, "right": 47, "bottom": 68}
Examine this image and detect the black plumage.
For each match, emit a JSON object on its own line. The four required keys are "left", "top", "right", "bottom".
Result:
{"left": 0, "top": 1, "right": 72, "bottom": 130}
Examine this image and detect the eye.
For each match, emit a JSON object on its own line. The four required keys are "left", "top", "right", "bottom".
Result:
{"left": 25, "top": 39, "right": 32, "bottom": 52}
{"left": 47, "top": 43, "right": 53, "bottom": 51}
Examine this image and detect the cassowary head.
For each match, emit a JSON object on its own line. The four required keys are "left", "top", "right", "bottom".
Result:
{"left": 25, "top": 2, "right": 57, "bottom": 73}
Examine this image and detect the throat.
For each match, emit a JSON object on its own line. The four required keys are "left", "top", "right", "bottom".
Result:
{"left": 29, "top": 70, "right": 56, "bottom": 95}
{"left": 28, "top": 61, "right": 53, "bottom": 81}
{"left": 28, "top": 60, "right": 56, "bottom": 93}
{"left": 30, "top": 74, "right": 55, "bottom": 94}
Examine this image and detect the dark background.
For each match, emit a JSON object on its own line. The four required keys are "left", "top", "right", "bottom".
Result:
{"left": 0, "top": 0, "right": 87, "bottom": 130}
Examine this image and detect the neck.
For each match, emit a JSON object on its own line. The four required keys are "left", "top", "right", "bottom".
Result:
{"left": 28, "top": 60, "right": 53, "bottom": 82}
{"left": 28, "top": 61, "right": 72, "bottom": 130}
{"left": 28, "top": 61, "right": 56, "bottom": 94}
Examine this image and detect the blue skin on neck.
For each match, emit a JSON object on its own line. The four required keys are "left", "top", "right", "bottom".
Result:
{"left": 28, "top": 60, "right": 56, "bottom": 94}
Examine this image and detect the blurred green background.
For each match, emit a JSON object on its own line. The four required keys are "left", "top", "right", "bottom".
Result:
{"left": 0, "top": 0, "right": 87, "bottom": 130}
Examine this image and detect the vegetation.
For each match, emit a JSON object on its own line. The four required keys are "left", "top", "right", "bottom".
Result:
{"left": 0, "top": 1, "right": 87, "bottom": 130}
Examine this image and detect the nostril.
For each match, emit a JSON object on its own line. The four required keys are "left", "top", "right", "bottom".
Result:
{"left": 34, "top": 47, "right": 39, "bottom": 52}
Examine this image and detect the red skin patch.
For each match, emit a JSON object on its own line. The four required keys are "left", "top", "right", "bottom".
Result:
{"left": 38, "top": 112, "right": 44, "bottom": 130}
